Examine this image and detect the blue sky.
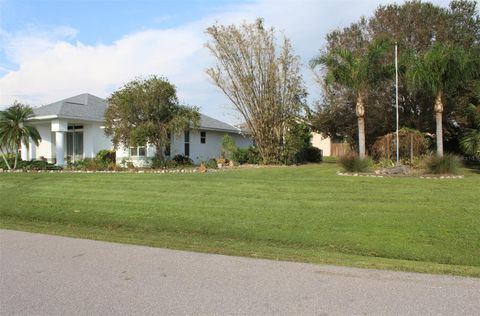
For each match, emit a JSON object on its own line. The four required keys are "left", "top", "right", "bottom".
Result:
{"left": 0, "top": 0, "right": 449, "bottom": 123}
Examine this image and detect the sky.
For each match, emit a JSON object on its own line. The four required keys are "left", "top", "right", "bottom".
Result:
{"left": 0, "top": 0, "right": 449, "bottom": 124}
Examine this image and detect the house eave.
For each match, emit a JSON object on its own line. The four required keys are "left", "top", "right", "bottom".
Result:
{"left": 28, "top": 115, "right": 104, "bottom": 123}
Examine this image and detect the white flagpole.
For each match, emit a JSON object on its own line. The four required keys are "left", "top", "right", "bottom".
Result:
{"left": 395, "top": 42, "right": 399, "bottom": 164}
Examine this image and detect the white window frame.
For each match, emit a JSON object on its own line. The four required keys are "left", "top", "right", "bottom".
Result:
{"left": 129, "top": 146, "right": 146, "bottom": 157}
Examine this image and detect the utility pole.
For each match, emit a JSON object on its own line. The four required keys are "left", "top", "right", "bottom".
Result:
{"left": 395, "top": 42, "right": 399, "bottom": 164}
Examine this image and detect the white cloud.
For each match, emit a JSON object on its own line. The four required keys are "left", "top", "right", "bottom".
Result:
{"left": 0, "top": 0, "right": 449, "bottom": 122}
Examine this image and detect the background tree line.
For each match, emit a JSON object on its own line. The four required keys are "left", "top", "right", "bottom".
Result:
{"left": 309, "top": 0, "right": 479, "bottom": 158}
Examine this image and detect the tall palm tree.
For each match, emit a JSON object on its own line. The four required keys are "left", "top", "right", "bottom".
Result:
{"left": 310, "top": 39, "right": 390, "bottom": 158}
{"left": 0, "top": 102, "right": 41, "bottom": 169}
{"left": 460, "top": 82, "right": 480, "bottom": 158}
{"left": 406, "top": 44, "right": 470, "bottom": 157}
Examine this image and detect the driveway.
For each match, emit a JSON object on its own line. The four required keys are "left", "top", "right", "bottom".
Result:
{"left": 1, "top": 229, "right": 479, "bottom": 315}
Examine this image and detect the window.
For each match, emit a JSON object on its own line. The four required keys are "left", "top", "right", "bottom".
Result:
{"left": 184, "top": 131, "right": 190, "bottom": 157}
{"left": 130, "top": 146, "right": 146, "bottom": 157}
{"left": 68, "top": 125, "right": 83, "bottom": 130}
{"left": 200, "top": 131, "right": 206, "bottom": 144}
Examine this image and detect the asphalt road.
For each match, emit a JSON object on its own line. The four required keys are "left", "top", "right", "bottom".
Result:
{"left": 1, "top": 229, "right": 479, "bottom": 315}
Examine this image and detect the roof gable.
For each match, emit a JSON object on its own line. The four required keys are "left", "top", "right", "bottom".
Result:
{"left": 32, "top": 93, "right": 107, "bottom": 122}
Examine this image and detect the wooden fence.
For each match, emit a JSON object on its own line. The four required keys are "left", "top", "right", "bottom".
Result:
{"left": 330, "top": 142, "right": 352, "bottom": 157}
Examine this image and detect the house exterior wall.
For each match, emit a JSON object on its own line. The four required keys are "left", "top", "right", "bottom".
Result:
{"left": 27, "top": 120, "right": 113, "bottom": 162}
{"left": 116, "top": 129, "right": 253, "bottom": 166}
{"left": 34, "top": 124, "right": 54, "bottom": 160}
{"left": 311, "top": 132, "right": 331, "bottom": 157}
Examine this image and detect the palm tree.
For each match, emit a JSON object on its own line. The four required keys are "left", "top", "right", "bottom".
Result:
{"left": 406, "top": 44, "right": 470, "bottom": 157}
{"left": 460, "top": 82, "right": 480, "bottom": 158}
{"left": 0, "top": 102, "right": 41, "bottom": 169}
{"left": 310, "top": 39, "right": 390, "bottom": 158}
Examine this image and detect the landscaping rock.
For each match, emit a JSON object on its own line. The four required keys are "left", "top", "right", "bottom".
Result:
{"left": 377, "top": 164, "right": 411, "bottom": 175}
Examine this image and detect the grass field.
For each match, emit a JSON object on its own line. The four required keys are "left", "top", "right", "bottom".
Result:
{"left": 1, "top": 163, "right": 479, "bottom": 277}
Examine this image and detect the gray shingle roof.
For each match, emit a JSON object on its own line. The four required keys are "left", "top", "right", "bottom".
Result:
{"left": 199, "top": 114, "right": 239, "bottom": 133}
{"left": 32, "top": 93, "right": 107, "bottom": 122}
{"left": 31, "top": 93, "right": 240, "bottom": 133}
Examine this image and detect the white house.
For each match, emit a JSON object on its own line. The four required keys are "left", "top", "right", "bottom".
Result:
{"left": 23, "top": 93, "right": 252, "bottom": 166}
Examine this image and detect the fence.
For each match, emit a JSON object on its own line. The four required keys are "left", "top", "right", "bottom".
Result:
{"left": 330, "top": 142, "right": 352, "bottom": 157}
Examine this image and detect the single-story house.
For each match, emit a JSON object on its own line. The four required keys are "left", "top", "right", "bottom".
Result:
{"left": 22, "top": 93, "right": 252, "bottom": 166}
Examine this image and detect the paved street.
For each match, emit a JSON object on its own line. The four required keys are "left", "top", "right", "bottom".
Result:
{"left": 1, "top": 229, "right": 479, "bottom": 315}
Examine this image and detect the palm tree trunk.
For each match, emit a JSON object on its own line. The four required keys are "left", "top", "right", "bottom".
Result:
{"left": 13, "top": 142, "right": 20, "bottom": 169}
{"left": 356, "top": 92, "right": 366, "bottom": 159}
{"left": 0, "top": 150, "right": 12, "bottom": 170}
{"left": 435, "top": 112, "right": 443, "bottom": 157}
{"left": 434, "top": 91, "right": 444, "bottom": 157}
{"left": 358, "top": 117, "right": 366, "bottom": 158}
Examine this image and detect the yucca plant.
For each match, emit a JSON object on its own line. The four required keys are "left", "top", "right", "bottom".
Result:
{"left": 0, "top": 102, "right": 41, "bottom": 170}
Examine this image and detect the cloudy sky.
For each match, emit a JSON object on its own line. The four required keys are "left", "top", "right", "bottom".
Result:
{"left": 0, "top": 0, "right": 449, "bottom": 123}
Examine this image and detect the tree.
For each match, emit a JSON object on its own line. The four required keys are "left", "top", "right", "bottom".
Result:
{"left": 406, "top": 44, "right": 471, "bottom": 156}
{"left": 205, "top": 18, "right": 307, "bottom": 164}
{"left": 310, "top": 39, "right": 390, "bottom": 158}
{"left": 460, "top": 82, "right": 480, "bottom": 158}
{"left": 104, "top": 76, "right": 200, "bottom": 161}
{"left": 0, "top": 102, "right": 41, "bottom": 170}
{"left": 309, "top": 0, "right": 480, "bottom": 155}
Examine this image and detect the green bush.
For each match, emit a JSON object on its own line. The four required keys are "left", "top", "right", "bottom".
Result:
{"left": 338, "top": 155, "right": 373, "bottom": 172}
{"left": 204, "top": 158, "right": 218, "bottom": 169}
{"left": 1, "top": 157, "right": 61, "bottom": 170}
{"left": 295, "top": 146, "right": 323, "bottom": 163}
{"left": 95, "top": 150, "right": 116, "bottom": 165}
{"left": 19, "top": 160, "right": 61, "bottom": 171}
{"left": 71, "top": 158, "right": 106, "bottom": 171}
{"left": 151, "top": 157, "right": 178, "bottom": 169}
{"left": 425, "top": 154, "right": 461, "bottom": 174}
{"left": 232, "top": 146, "right": 260, "bottom": 164}
{"left": 172, "top": 154, "right": 193, "bottom": 166}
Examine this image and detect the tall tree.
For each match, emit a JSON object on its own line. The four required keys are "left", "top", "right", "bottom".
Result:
{"left": 406, "top": 44, "right": 471, "bottom": 156}
{"left": 205, "top": 18, "right": 307, "bottom": 164}
{"left": 310, "top": 0, "right": 479, "bottom": 155}
{"left": 460, "top": 82, "right": 480, "bottom": 158}
{"left": 104, "top": 76, "right": 200, "bottom": 161}
{"left": 310, "top": 39, "right": 390, "bottom": 158}
{"left": 0, "top": 102, "right": 41, "bottom": 170}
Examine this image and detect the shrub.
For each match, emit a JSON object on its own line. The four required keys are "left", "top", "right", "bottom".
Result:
{"left": 221, "top": 134, "right": 237, "bottom": 159}
{"left": 151, "top": 157, "right": 178, "bottom": 169}
{"left": 232, "top": 146, "right": 260, "bottom": 164}
{"left": 295, "top": 146, "right": 323, "bottom": 163}
{"left": 338, "top": 154, "right": 373, "bottom": 172}
{"left": 16, "top": 160, "right": 61, "bottom": 171}
{"left": 71, "top": 158, "right": 106, "bottom": 171}
{"left": 425, "top": 154, "right": 461, "bottom": 174}
{"left": 204, "top": 158, "right": 218, "bottom": 169}
{"left": 172, "top": 154, "right": 193, "bottom": 166}
{"left": 95, "top": 149, "right": 116, "bottom": 165}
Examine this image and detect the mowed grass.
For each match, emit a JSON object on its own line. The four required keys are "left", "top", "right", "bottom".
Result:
{"left": 1, "top": 163, "right": 479, "bottom": 277}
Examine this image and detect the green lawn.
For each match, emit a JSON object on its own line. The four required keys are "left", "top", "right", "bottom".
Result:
{"left": 1, "top": 163, "right": 479, "bottom": 277}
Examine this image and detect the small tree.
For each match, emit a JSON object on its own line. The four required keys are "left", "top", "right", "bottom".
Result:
{"left": 104, "top": 76, "right": 200, "bottom": 161}
{"left": 206, "top": 18, "right": 307, "bottom": 164}
{"left": 221, "top": 134, "right": 237, "bottom": 159}
{"left": 0, "top": 102, "right": 41, "bottom": 170}
{"left": 310, "top": 39, "right": 390, "bottom": 158}
{"left": 406, "top": 44, "right": 472, "bottom": 156}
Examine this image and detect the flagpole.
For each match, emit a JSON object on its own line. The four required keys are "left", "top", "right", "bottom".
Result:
{"left": 395, "top": 42, "right": 399, "bottom": 164}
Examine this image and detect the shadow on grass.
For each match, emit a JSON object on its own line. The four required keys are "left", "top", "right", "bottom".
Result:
{"left": 463, "top": 162, "right": 480, "bottom": 174}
